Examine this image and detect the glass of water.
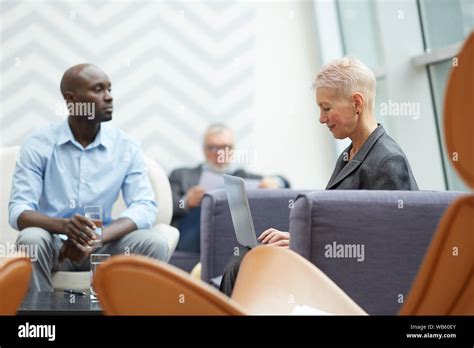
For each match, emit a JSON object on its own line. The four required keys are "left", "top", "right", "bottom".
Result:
{"left": 90, "top": 253, "right": 110, "bottom": 302}
{"left": 84, "top": 205, "right": 103, "bottom": 247}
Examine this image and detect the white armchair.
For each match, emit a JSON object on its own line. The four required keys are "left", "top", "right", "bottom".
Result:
{"left": 0, "top": 146, "right": 179, "bottom": 291}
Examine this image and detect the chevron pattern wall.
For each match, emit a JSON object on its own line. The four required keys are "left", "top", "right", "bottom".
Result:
{"left": 0, "top": 0, "right": 256, "bottom": 173}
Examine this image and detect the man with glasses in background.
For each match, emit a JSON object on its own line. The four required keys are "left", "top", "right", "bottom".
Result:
{"left": 169, "top": 123, "right": 290, "bottom": 253}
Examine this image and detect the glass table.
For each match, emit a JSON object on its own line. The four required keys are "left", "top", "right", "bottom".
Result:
{"left": 18, "top": 291, "right": 102, "bottom": 316}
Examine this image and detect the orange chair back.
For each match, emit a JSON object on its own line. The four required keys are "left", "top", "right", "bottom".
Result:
{"left": 444, "top": 33, "right": 474, "bottom": 186}
{"left": 232, "top": 246, "right": 366, "bottom": 315}
{"left": 399, "top": 196, "right": 474, "bottom": 315}
{"left": 94, "top": 255, "right": 245, "bottom": 315}
{"left": 0, "top": 257, "right": 32, "bottom": 315}
{"left": 400, "top": 32, "right": 474, "bottom": 315}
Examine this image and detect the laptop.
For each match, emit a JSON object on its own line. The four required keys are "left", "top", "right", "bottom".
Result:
{"left": 223, "top": 174, "right": 263, "bottom": 249}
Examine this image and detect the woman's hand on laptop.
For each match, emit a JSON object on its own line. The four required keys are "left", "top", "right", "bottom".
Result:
{"left": 258, "top": 228, "right": 290, "bottom": 248}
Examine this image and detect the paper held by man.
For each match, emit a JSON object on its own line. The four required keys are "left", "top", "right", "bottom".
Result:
{"left": 198, "top": 170, "right": 260, "bottom": 192}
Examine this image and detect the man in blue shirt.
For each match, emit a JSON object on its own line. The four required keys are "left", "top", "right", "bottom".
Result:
{"left": 9, "top": 64, "right": 168, "bottom": 292}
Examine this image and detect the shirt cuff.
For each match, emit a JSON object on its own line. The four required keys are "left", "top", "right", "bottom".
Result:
{"left": 9, "top": 204, "right": 36, "bottom": 231}
{"left": 119, "top": 204, "right": 157, "bottom": 230}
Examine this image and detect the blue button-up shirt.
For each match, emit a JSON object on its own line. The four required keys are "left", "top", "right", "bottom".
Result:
{"left": 9, "top": 120, "right": 157, "bottom": 231}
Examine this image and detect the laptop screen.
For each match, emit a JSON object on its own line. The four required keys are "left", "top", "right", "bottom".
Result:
{"left": 223, "top": 174, "right": 259, "bottom": 248}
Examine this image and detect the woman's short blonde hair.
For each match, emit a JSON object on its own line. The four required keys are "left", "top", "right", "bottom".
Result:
{"left": 313, "top": 56, "right": 376, "bottom": 111}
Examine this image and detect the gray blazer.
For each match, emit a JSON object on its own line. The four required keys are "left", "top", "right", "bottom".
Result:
{"left": 326, "top": 125, "right": 419, "bottom": 190}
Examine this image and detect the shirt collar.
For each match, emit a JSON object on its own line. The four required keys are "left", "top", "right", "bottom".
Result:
{"left": 57, "top": 119, "right": 112, "bottom": 149}
{"left": 57, "top": 119, "right": 75, "bottom": 146}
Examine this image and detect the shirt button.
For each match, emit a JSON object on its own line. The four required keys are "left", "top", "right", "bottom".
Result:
{"left": 81, "top": 178, "right": 86, "bottom": 184}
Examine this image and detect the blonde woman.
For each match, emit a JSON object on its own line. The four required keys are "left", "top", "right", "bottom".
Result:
{"left": 220, "top": 56, "right": 418, "bottom": 296}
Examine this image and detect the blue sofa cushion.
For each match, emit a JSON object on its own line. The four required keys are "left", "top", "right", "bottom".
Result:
{"left": 289, "top": 190, "right": 465, "bottom": 314}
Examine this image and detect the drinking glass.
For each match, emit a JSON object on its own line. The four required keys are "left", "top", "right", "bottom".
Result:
{"left": 90, "top": 253, "right": 110, "bottom": 302}
{"left": 84, "top": 205, "right": 103, "bottom": 246}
